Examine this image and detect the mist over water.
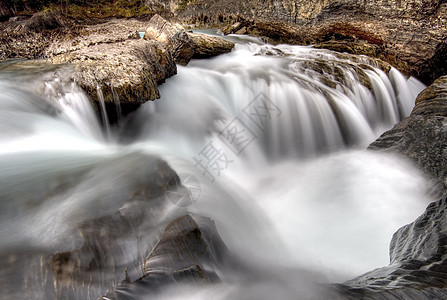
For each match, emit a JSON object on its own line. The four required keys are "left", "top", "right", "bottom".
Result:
{"left": 0, "top": 39, "right": 431, "bottom": 299}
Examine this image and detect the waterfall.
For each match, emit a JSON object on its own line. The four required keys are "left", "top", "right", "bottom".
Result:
{"left": 0, "top": 41, "right": 430, "bottom": 299}
{"left": 132, "top": 42, "right": 424, "bottom": 161}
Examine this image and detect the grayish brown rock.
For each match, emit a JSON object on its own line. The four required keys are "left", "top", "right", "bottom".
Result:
{"left": 145, "top": 14, "right": 234, "bottom": 63}
{"left": 187, "top": 31, "right": 234, "bottom": 59}
{"left": 145, "top": 14, "right": 194, "bottom": 65}
{"left": 45, "top": 19, "right": 177, "bottom": 105}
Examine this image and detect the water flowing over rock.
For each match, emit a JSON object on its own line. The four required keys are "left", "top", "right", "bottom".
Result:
{"left": 0, "top": 150, "right": 189, "bottom": 299}
{"left": 330, "top": 194, "right": 447, "bottom": 299}
{"left": 158, "top": 0, "right": 447, "bottom": 85}
{"left": 370, "top": 75, "right": 447, "bottom": 196}
{"left": 335, "top": 76, "right": 447, "bottom": 298}
{"left": 0, "top": 12, "right": 445, "bottom": 299}
{"left": 136, "top": 40, "right": 423, "bottom": 160}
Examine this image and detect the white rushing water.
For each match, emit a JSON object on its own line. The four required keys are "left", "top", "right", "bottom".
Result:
{"left": 0, "top": 40, "right": 430, "bottom": 299}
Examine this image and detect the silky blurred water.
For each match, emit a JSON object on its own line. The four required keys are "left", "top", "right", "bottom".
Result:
{"left": 0, "top": 40, "right": 430, "bottom": 299}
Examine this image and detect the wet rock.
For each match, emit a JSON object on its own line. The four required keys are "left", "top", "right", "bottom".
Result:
{"left": 45, "top": 154, "right": 183, "bottom": 298}
{"left": 412, "top": 76, "right": 447, "bottom": 117}
{"left": 369, "top": 75, "right": 447, "bottom": 196}
{"left": 142, "top": 214, "right": 224, "bottom": 278}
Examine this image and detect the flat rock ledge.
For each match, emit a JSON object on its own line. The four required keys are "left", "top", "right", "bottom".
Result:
{"left": 46, "top": 15, "right": 233, "bottom": 106}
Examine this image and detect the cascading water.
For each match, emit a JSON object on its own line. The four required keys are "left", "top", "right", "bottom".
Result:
{"left": 0, "top": 38, "right": 430, "bottom": 299}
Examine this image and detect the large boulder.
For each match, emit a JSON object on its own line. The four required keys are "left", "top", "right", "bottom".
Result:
{"left": 187, "top": 31, "right": 235, "bottom": 59}
{"left": 145, "top": 14, "right": 234, "bottom": 64}
{"left": 145, "top": 14, "right": 195, "bottom": 65}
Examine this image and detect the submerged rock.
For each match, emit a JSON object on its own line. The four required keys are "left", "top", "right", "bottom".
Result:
{"left": 102, "top": 214, "right": 225, "bottom": 299}
{"left": 44, "top": 154, "right": 184, "bottom": 298}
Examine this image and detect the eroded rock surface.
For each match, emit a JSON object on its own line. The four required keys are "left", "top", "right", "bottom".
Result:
{"left": 145, "top": 14, "right": 195, "bottom": 65}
